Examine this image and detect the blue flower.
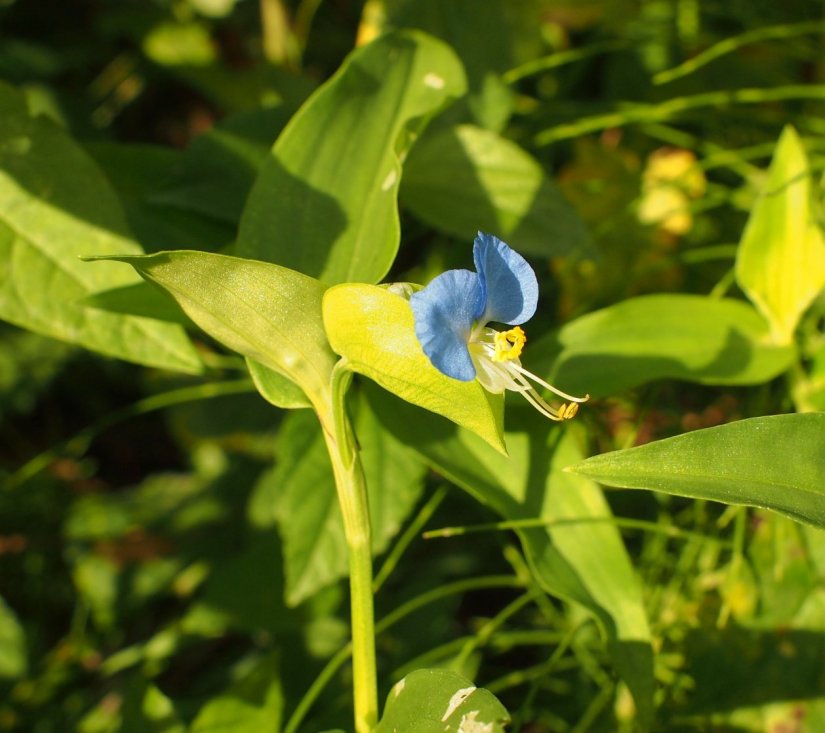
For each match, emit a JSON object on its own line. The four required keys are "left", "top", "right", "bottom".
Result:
{"left": 410, "top": 232, "right": 587, "bottom": 421}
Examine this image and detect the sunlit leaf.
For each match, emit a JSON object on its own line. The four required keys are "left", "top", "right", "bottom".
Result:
{"left": 375, "top": 669, "right": 509, "bottom": 733}
{"left": 736, "top": 126, "right": 825, "bottom": 344}
{"left": 237, "top": 30, "right": 466, "bottom": 284}
{"left": 402, "top": 124, "right": 592, "bottom": 258}
{"left": 0, "top": 82, "right": 202, "bottom": 374}
{"left": 95, "top": 251, "right": 335, "bottom": 404}
{"left": 568, "top": 413, "right": 825, "bottom": 529}
{"left": 542, "top": 294, "right": 795, "bottom": 398}
{"left": 323, "top": 283, "right": 505, "bottom": 453}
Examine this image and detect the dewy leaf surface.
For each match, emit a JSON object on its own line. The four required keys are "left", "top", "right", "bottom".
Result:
{"left": 402, "top": 124, "right": 593, "bottom": 258}
{"left": 365, "top": 386, "right": 654, "bottom": 725}
{"left": 736, "top": 126, "right": 825, "bottom": 344}
{"left": 568, "top": 413, "right": 825, "bottom": 529}
{"left": 0, "top": 82, "right": 202, "bottom": 374}
{"left": 323, "top": 283, "right": 505, "bottom": 453}
{"left": 97, "top": 251, "right": 335, "bottom": 404}
{"left": 542, "top": 294, "right": 794, "bottom": 398}
{"left": 237, "top": 30, "right": 466, "bottom": 284}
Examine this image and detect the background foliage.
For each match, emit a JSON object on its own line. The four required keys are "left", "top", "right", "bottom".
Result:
{"left": 1, "top": 1, "right": 825, "bottom": 731}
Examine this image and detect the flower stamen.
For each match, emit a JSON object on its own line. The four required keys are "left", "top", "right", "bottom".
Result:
{"left": 493, "top": 326, "right": 526, "bottom": 362}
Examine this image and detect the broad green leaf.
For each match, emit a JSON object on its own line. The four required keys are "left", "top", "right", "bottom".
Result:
{"left": 543, "top": 294, "right": 795, "bottom": 398}
{"left": 96, "top": 251, "right": 335, "bottom": 404}
{"left": 402, "top": 124, "right": 592, "bottom": 258}
{"left": 375, "top": 669, "right": 509, "bottom": 733}
{"left": 237, "top": 30, "right": 466, "bottom": 284}
{"left": 323, "top": 283, "right": 505, "bottom": 453}
{"left": 0, "top": 595, "right": 26, "bottom": 679}
{"left": 190, "top": 653, "right": 283, "bottom": 733}
{"left": 365, "top": 385, "right": 654, "bottom": 724}
{"left": 0, "top": 82, "right": 202, "bottom": 374}
{"left": 568, "top": 413, "right": 825, "bottom": 529}
{"left": 736, "top": 126, "right": 825, "bottom": 344}
{"left": 251, "top": 391, "right": 425, "bottom": 605}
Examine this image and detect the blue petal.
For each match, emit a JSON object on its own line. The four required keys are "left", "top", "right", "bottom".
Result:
{"left": 410, "top": 269, "right": 480, "bottom": 381}
{"left": 473, "top": 232, "right": 538, "bottom": 326}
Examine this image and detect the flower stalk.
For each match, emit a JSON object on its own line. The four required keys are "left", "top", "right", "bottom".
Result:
{"left": 318, "top": 361, "right": 378, "bottom": 733}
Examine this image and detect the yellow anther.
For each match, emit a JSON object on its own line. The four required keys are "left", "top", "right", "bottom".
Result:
{"left": 493, "top": 327, "right": 526, "bottom": 362}
{"left": 559, "top": 402, "right": 579, "bottom": 420}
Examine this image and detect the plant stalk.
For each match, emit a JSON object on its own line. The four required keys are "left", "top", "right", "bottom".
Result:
{"left": 318, "top": 364, "right": 378, "bottom": 733}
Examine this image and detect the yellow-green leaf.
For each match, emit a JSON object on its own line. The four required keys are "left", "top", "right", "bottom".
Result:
{"left": 323, "top": 284, "right": 505, "bottom": 453}
{"left": 736, "top": 126, "right": 825, "bottom": 344}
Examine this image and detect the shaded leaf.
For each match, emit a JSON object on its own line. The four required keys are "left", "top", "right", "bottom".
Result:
{"left": 246, "top": 358, "right": 311, "bottom": 409}
{"left": 0, "top": 82, "right": 202, "bottom": 374}
{"left": 323, "top": 283, "right": 505, "bottom": 453}
{"left": 190, "top": 653, "right": 283, "bottom": 733}
{"left": 237, "top": 30, "right": 466, "bottom": 284}
{"left": 402, "top": 124, "right": 592, "bottom": 258}
{"left": 252, "top": 390, "right": 425, "bottom": 605}
{"left": 568, "top": 413, "right": 825, "bottom": 529}
{"left": 736, "top": 126, "right": 825, "bottom": 344}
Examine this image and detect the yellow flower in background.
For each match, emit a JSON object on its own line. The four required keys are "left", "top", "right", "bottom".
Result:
{"left": 638, "top": 148, "right": 706, "bottom": 236}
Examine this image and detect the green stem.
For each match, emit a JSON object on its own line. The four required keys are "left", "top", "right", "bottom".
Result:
{"left": 319, "top": 362, "right": 378, "bottom": 733}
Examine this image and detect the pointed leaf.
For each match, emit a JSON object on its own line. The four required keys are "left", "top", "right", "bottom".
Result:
{"left": 0, "top": 82, "right": 202, "bottom": 373}
{"left": 568, "top": 413, "right": 825, "bottom": 529}
{"left": 542, "top": 294, "right": 794, "bottom": 398}
{"left": 95, "top": 251, "right": 335, "bottom": 402}
{"left": 402, "top": 124, "right": 592, "bottom": 258}
{"left": 375, "top": 669, "right": 509, "bottom": 733}
{"left": 323, "top": 283, "right": 505, "bottom": 453}
{"left": 736, "top": 126, "right": 825, "bottom": 344}
{"left": 237, "top": 30, "right": 466, "bottom": 284}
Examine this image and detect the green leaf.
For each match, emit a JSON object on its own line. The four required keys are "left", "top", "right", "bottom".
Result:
{"left": 543, "top": 294, "right": 795, "bottom": 398}
{"left": 375, "top": 669, "right": 509, "bottom": 733}
{"left": 323, "top": 283, "right": 505, "bottom": 453}
{"left": 87, "top": 142, "right": 233, "bottom": 253}
{"left": 736, "top": 126, "right": 825, "bottom": 344}
{"left": 95, "top": 251, "right": 335, "bottom": 404}
{"left": 82, "top": 282, "right": 191, "bottom": 324}
{"left": 236, "top": 30, "right": 466, "bottom": 284}
{"left": 252, "top": 391, "right": 425, "bottom": 605}
{"left": 402, "top": 124, "right": 592, "bottom": 258}
{"left": 152, "top": 106, "right": 298, "bottom": 225}
{"left": 0, "top": 595, "right": 26, "bottom": 679}
{"left": 190, "top": 653, "right": 283, "bottom": 733}
{"left": 365, "top": 386, "right": 654, "bottom": 724}
{"left": 0, "top": 81, "right": 202, "bottom": 374}
{"left": 568, "top": 413, "right": 825, "bottom": 529}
